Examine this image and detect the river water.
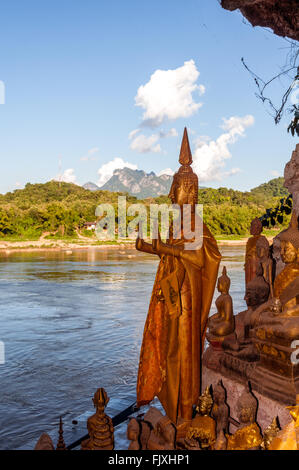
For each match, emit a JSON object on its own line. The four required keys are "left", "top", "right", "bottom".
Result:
{"left": 0, "top": 246, "right": 245, "bottom": 450}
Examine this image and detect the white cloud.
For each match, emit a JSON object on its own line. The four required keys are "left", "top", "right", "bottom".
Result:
{"left": 159, "top": 128, "right": 178, "bottom": 138}
{"left": 97, "top": 158, "right": 138, "bottom": 187}
{"left": 129, "top": 132, "right": 161, "bottom": 154}
{"left": 55, "top": 168, "right": 77, "bottom": 184}
{"left": 128, "top": 129, "right": 140, "bottom": 140}
{"left": 192, "top": 115, "right": 254, "bottom": 182}
{"left": 135, "top": 59, "right": 204, "bottom": 127}
{"left": 157, "top": 168, "right": 174, "bottom": 177}
{"left": 129, "top": 127, "right": 178, "bottom": 154}
{"left": 81, "top": 147, "right": 100, "bottom": 161}
{"left": 270, "top": 170, "right": 280, "bottom": 177}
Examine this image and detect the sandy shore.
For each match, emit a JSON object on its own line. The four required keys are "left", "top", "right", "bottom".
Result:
{"left": 0, "top": 237, "right": 270, "bottom": 252}
{"left": 0, "top": 231, "right": 276, "bottom": 252}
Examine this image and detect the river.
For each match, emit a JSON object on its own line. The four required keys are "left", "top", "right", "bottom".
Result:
{"left": 0, "top": 246, "right": 246, "bottom": 449}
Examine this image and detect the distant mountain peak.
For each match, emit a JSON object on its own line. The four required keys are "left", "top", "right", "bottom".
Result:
{"left": 82, "top": 182, "right": 100, "bottom": 191}
{"left": 99, "top": 167, "right": 173, "bottom": 198}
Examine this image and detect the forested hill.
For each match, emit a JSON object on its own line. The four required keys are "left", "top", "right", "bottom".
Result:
{"left": 0, "top": 177, "right": 290, "bottom": 238}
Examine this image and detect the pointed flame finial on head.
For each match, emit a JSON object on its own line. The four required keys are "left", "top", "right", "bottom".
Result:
{"left": 179, "top": 127, "right": 192, "bottom": 166}
{"left": 222, "top": 266, "right": 227, "bottom": 276}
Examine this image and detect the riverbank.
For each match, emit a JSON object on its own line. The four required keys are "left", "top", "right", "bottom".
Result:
{"left": 0, "top": 235, "right": 275, "bottom": 251}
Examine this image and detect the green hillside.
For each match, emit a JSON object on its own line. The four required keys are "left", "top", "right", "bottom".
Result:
{"left": 0, "top": 178, "right": 290, "bottom": 240}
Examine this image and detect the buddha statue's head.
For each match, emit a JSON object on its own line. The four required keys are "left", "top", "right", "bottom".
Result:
{"left": 256, "top": 236, "right": 270, "bottom": 261}
{"left": 270, "top": 297, "right": 282, "bottom": 315}
{"left": 217, "top": 266, "right": 230, "bottom": 294}
{"left": 92, "top": 387, "right": 109, "bottom": 412}
{"left": 250, "top": 217, "right": 263, "bottom": 237}
{"left": 168, "top": 128, "right": 198, "bottom": 209}
{"left": 196, "top": 386, "right": 213, "bottom": 416}
{"left": 237, "top": 382, "right": 257, "bottom": 425}
{"left": 213, "top": 380, "right": 226, "bottom": 405}
{"left": 244, "top": 263, "right": 270, "bottom": 308}
{"left": 279, "top": 212, "right": 299, "bottom": 264}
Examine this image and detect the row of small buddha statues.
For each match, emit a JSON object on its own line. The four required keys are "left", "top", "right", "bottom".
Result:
{"left": 205, "top": 212, "right": 299, "bottom": 402}
{"left": 34, "top": 384, "right": 299, "bottom": 450}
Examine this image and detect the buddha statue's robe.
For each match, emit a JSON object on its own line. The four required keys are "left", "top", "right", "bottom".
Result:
{"left": 245, "top": 235, "right": 267, "bottom": 285}
{"left": 226, "top": 423, "right": 262, "bottom": 450}
{"left": 136, "top": 218, "right": 221, "bottom": 423}
{"left": 274, "top": 261, "right": 299, "bottom": 303}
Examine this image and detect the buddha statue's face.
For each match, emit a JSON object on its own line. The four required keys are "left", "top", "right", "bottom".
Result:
{"left": 244, "top": 288, "right": 258, "bottom": 307}
{"left": 280, "top": 241, "right": 297, "bottom": 264}
{"left": 244, "top": 285, "right": 268, "bottom": 308}
{"left": 250, "top": 219, "right": 262, "bottom": 236}
{"left": 197, "top": 398, "right": 212, "bottom": 416}
{"left": 172, "top": 181, "right": 196, "bottom": 208}
{"left": 214, "top": 389, "right": 225, "bottom": 404}
{"left": 217, "top": 278, "right": 229, "bottom": 294}
{"left": 238, "top": 406, "right": 254, "bottom": 424}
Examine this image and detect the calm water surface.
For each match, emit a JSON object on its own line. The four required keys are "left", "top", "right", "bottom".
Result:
{"left": 0, "top": 246, "right": 245, "bottom": 449}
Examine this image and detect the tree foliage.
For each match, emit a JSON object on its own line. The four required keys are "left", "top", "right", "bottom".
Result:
{"left": 0, "top": 178, "right": 290, "bottom": 239}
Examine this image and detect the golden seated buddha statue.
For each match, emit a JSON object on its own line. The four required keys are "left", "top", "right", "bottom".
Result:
{"left": 81, "top": 388, "right": 114, "bottom": 450}
{"left": 184, "top": 386, "right": 216, "bottom": 450}
{"left": 227, "top": 382, "right": 262, "bottom": 450}
{"left": 251, "top": 213, "right": 299, "bottom": 328}
{"left": 207, "top": 267, "right": 235, "bottom": 338}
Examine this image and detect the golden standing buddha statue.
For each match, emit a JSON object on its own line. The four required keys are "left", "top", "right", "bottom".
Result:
{"left": 227, "top": 382, "right": 262, "bottom": 450}
{"left": 136, "top": 128, "right": 221, "bottom": 425}
{"left": 211, "top": 380, "right": 229, "bottom": 435}
{"left": 245, "top": 218, "right": 267, "bottom": 286}
{"left": 256, "top": 237, "right": 273, "bottom": 298}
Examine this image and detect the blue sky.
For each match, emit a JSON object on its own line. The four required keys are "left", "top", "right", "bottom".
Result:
{"left": 0, "top": 0, "right": 297, "bottom": 194}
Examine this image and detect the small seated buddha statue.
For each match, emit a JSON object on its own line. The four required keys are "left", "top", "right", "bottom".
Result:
{"left": 227, "top": 382, "right": 262, "bottom": 450}
{"left": 223, "top": 264, "right": 269, "bottom": 357}
{"left": 207, "top": 267, "right": 235, "bottom": 338}
{"left": 256, "top": 236, "right": 273, "bottom": 298}
{"left": 184, "top": 387, "right": 216, "bottom": 450}
{"left": 269, "top": 395, "right": 299, "bottom": 450}
{"left": 261, "top": 417, "right": 280, "bottom": 450}
{"left": 81, "top": 388, "right": 114, "bottom": 450}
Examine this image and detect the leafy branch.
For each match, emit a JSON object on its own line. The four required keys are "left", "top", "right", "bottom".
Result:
{"left": 260, "top": 194, "right": 293, "bottom": 228}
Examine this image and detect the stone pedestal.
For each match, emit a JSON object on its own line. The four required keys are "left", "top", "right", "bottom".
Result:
{"left": 202, "top": 366, "right": 291, "bottom": 432}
